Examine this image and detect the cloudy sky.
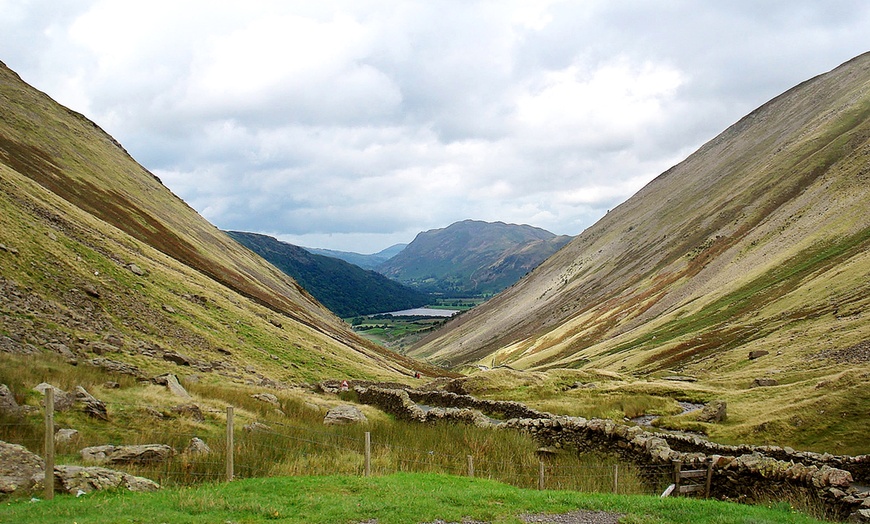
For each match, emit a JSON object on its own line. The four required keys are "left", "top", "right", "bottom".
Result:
{"left": 2, "top": 1, "right": 868, "bottom": 253}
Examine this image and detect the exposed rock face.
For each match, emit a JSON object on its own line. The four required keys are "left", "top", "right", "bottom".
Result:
{"left": 0, "top": 441, "right": 44, "bottom": 494}
{"left": 52, "top": 465, "right": 159, "bottom": 494}
{"left": 80, "top": 444, "right": 175, "bottom": 465}
{"left": 697, "top": 400, "right": 727, "bottom": 423}
{"left": 748, "top": 350, "right": 770, "bottom": 360}
{"left": 323, "top": 404, "right": 368, "bottom": 425}
{"left": 87, "top": 358, "right": 143, "bottom": 378}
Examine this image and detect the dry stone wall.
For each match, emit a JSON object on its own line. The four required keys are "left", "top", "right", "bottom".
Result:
{"left": 351, "top": 385, "right": 870, "bottom": 522}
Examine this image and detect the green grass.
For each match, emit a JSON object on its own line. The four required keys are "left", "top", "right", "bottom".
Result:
{"left": 1, "top": 473, "right": 828, "bottom": 524}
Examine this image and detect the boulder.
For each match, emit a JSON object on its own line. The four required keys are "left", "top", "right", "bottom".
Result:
{"left": 52, "top": 465, "right": 159, "bottom": 494}
{"left": 184, "top": 437, "right": 211, "bottom": 456}
{"left": 127, "top": 263, "right": 146, "bottom": 276}
{"left": 55, "top": 429, "right": 80, "bottom": 444}
{"left": 75, "top": 386, "right": 108, "bottom": 420}
{"left": 80, "top": 444, "right": 175, "bottom": 465}
{"left": 33, "top": 383, "right": 75, "bottom": 411}
{"left": 748, "top": 350, "right": 770, "bottom": 360}
{"left": 0, "top": 440, "right": 44, "bottom": 494}
{"left": 752, "top": 378, "right": 779, "bottom": 388}
{"left": 324, "top": 404, "right": 368, "bottom": 425}
{"left": 153, "top": 373, "right": 191, "bottom": 398}
{"left": 252, "top": 393, "right": 280, "bottom": 406}
{"left": 0, "top": 384, "right": 21, "bottom": 416}
{"left": 697, "top": 400, "right": 727, "bottom": 423}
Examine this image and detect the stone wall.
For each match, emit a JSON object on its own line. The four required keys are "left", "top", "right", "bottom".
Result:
{"left": 352, "top": 385, "right": 870, "bottom": 522}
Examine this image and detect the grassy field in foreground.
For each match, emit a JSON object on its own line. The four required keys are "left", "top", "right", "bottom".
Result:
{"left": 2, "top": 473, "right": 826, "bottom": 524}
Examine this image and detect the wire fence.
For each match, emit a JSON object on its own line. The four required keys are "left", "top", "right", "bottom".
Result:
{"left": 0, "top": 396, "right": 674, "bottom": 498}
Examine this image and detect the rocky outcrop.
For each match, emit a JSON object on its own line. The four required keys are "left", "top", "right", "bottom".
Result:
{"left": 80, "top": 444, "right": 175, "bottom": 465}
{"left": 0, "top": 440, "right": 159, "bottom": 495}
{"left": 51, "top": 465, "right": 159, "bottom": 494}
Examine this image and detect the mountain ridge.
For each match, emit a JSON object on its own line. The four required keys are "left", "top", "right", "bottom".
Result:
{"left": 377, "top": 219, "right": 572, "bottom": 295}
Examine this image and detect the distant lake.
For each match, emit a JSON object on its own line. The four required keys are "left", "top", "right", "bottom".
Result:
{"left": 383, "top": 307, "right": 459, "bottom": 317}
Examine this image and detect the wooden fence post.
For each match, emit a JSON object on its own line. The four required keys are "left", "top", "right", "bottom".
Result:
{"left": 538, "top": 459, "right": 545, "bottom": 490}
{"left": 364, "top": 432, "right": 371, "bottom": 477}
{"left": 705, "top": 457, "right": 714, "bottom": 499}
{"left": 467, "top": 455, "right": 474, "bottom": 478}
{"left": 613, "top": 463, "right": 618, "bottom": 494}
{"left": 44, "top": 387, "right": 54, "bottom": 500}
{"left": 672, "top": 460, "right": 682, "bottom": 494}
{"left": 226, "top": 406, "right": 234, "bottom": 482}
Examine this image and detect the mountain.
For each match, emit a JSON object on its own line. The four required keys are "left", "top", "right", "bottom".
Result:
{"left": 306, "top": 244, "right": 407, "bottom": 270}
{"left": 227, "top": 232, "right": 427, "bottom": 317}
{"left": 410, "top": 53, "right": 870, "bottom": 446}
{"left": 376, "top": 220, "right": 572, "bottom": 295}
{"left": 0, "top": 59, "right": 439, "bottom": 383}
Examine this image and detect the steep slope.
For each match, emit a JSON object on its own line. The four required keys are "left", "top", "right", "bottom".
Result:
{"left": 306, "top": 244, "right": 407, "bottom": 270}
{"left": 227, "top": 231, "right": 428, "bottom": 317}
{"left": 411, "top": 53, "right": 870, "bottom": 378}
{"left": 0, "top": 60, "right": 438, "bottom": 383}
{"left": 377, "top": 220, "right": 572, "bottom": 295}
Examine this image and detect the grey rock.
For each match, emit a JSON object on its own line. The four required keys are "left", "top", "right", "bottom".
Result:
{"left": 748, "top": 350, "right": 770, "bottom": 360}
{"left": 0, "top": 440, "right": 44, "bottom": 494}
{"left": 127, "top": 263, "right": 146, "bottom": 276}
{"left": 52, "top": 465, "right": 159, "bottom": 494}
{"left": 752, "top": 378, "right": 779, "bottom": 388}
{"left": 0, "top": 384, "right": 21, "bottom": 415}
{"left": 55, "top": 428, "right": 80, "bottom": 444}
{"left": 697, "top": 400, "right": 727, "bottom": 423}
{"left": 75, "top": 386, "right": 108, "bottom": 420}
{"left": 81, "top": 444, "right": 175, "bottom": 465}
{"left": 153, "top": 373, "right": 191, "bottom": 398}
{"left": 33, "top": 383, "right": 75, "bottom": 411}
{"left": 184, "top": 437, "right": 211, "bottom": 456}
{"left": 252, "top": 393, "right": 280, "bottom": 406}
{"left": 324, "top": 404, "right": 368, "bottom": 425}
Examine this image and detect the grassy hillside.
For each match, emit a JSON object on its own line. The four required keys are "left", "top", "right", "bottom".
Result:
{"left": 377, "top": 219, "right": 572, "bottom": 295}
{"left": 227, "top": 231, "right": 428, "bottom": 317}
{"left": 0, "top": 59, "right": 440, "bottom": 384}
{"left": 409, "top": 53, "right": 870, "bottom": 453}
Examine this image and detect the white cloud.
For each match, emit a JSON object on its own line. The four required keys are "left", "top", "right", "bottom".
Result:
{"left": 2, "top": 0, "right": 869, "bottom": 253}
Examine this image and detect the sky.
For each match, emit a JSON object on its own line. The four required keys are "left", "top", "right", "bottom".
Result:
{"left": 2, "top": 1, "right": 869, "bottom": 253}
